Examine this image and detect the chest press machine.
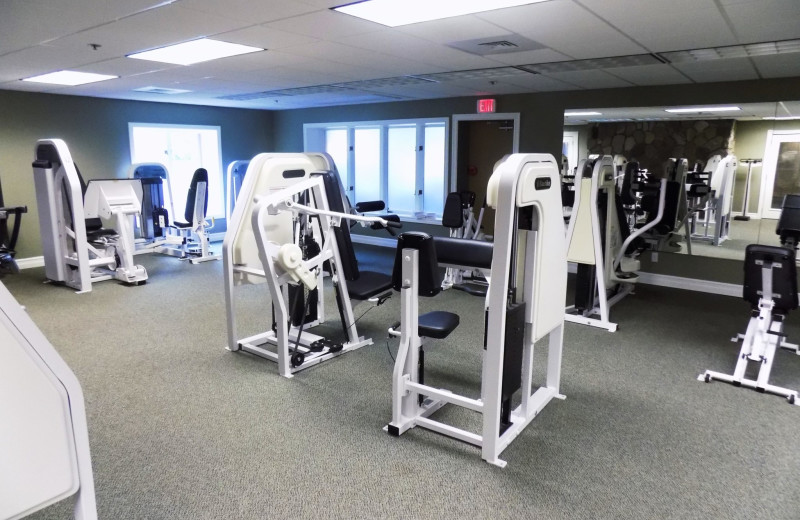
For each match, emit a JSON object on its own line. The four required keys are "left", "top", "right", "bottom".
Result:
{"left": 386, "top": 154, "right": 568, "bottom": 467}
{"left": 223, "top": 153, "right": 398, "bottom": 377}
{"left": 699, "top": 244, "right": 800, "bottom": 405}
{"left": 0, "top": 281, "right": 96, "bottom": 519}
{"left": 564, "top": 155, "right": 667, "bottom": 332}
{"left": 32, "top": 139, "right": 148, "bottom": 293}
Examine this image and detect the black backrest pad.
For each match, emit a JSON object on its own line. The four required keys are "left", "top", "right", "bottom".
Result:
{"left": 392, "top": 232, "right": 442, "bottom": 297}
{"left": 777, "top": 194, "right": 800, "bottom": 242}
{"left": 743, "top": 244, "right": 799, "bottom": 313}
{"left": 619, "top": 161, "right": 638, "bottom": 206}
{"left": 441, "top": 192, "right": 463, "bottom": 229}
{"left": 313, "top": 171, "right": 360, "bottom": 281}
{"left": 184, "top": 168, "right": 209, "bottom": 222}
{"left": 434, "top": 236, "right": 493, "bottom": 270}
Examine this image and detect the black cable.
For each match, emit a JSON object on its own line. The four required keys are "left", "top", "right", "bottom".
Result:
{"left": 386, "top": 337, "right": 395, "bottom": 363}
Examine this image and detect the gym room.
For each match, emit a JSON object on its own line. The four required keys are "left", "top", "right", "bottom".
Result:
{"left": 1, "top": 1, "right": 799, "bottom": 519}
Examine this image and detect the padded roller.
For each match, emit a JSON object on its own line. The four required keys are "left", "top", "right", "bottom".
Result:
{"left": 433, "top": 236, "right": 493, "bottom": 270}
{"left": 354, "top": 200, "right": 385, "bottom": 213}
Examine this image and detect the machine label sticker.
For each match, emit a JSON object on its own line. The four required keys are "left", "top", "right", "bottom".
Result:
{"left": 535, "top": 177, "right": 552, "bottom": 190}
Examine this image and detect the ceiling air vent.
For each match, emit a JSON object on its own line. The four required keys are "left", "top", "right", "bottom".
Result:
{"left": 134, "top": 86, "right": 191, "bottom": 95}
{"left": 478, "top": 40, "right": 519, "bottom": 51}
{"left": 447, "top": 34, "right": 545, "bottom": 56}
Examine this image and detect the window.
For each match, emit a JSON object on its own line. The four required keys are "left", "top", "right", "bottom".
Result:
{"left": 304, "top": 117, "right": 449, "bottom": 220}
{"left": 129, "top": 123, "right": 224, "bottom": 219}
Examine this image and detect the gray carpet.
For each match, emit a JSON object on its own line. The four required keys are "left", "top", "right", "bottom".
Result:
{"left": 5, "top": 245, "right": 800, "bottom": 520}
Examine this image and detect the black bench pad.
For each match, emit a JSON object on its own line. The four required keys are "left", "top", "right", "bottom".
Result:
{"left": 347, "top": 270, "right": 392, "bottom": 300}
{"left": 418, "top": 310, "right": 459, "bottom": 339}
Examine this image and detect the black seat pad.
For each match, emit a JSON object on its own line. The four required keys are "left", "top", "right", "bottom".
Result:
{"left": 172, "top": 221, "right": 192, "bottom": 228}
{"left": 346, "top": 270, "right": 392, "bottom": 300}
{"left": 418, "top": 311, "right": 459, "bottom": 339}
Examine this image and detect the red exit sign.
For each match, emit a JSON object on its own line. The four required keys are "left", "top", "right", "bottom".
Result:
{"left": 477, "top": 98, "right": 496, "bottom": 113}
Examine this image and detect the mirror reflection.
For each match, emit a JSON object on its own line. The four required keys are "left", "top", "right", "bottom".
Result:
{"left": 563, "top": 101, "right": 800, "bottom": 262}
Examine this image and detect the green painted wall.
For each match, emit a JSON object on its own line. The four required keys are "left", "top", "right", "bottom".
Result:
{"left": 0, "top": 90, "right": 273, "bottom": 258}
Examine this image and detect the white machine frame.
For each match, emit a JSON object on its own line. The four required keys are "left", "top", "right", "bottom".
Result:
{"left": 223, "top": 153, "right": 386, "bottom": 378}
{"left": 387, "top": 153, "right": 568, "bottom": 467}
{"left": 699, "top": 254, "right": 800, "bottom": 404}
{"left": 693, "top": 154, "right": 737, "bottom": 246}
{"left": 0, "top": 281, "right": 97, "bottom": 519}
{"left": 33, "top": 139, "right": 148, "bottom": 293}
{"left": 226, "top": 160, "right": 250, "bottom": 222}
{"left": 564, "top": 155, "right": 665, "bottom": 332}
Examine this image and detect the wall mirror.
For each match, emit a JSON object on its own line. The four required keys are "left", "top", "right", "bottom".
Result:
{"left": 563, "top": 101, "right": 800, "bottom": 263}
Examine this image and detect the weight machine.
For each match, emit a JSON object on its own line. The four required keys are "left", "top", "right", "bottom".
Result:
{"left": 440, "top": 190, "right": 488, "bottom": 294}
{"left": 0, "top": 281, "right": 96, "bottom": 519}
{"left": 0, "top": 177, "right": 27, "bottom": 275}
{"left": 692, "top": 154, "right": 737, "bottom": 246}
{"left": 564, "top": 155, "right": 667, "bottom": 332}
{"left": 386, "top": 153, "right": 567, "bottom": 467}
{"left": 699, "top": 244, "right": 799, "bottom": 405}
{"left": 32, "top": 139, "right": 148, "bottom": 293}
{"left": 223, "top": 153, "right": 397, "bottom": 377}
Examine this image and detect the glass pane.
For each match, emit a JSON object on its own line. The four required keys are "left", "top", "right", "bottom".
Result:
{"left": 354, "top": 128, "right": 381, "bottom": 204}
{"left": 423, "top": 123, "right": 446, "bottom": 217}
{"left": 772, "top": 141, "right": 800, "bottom": 209}
{"left": 325, "top": 128, "right": 349, "bottom": 178}
{"left": 388, "top": 125, "right": 417, "bottom": 215}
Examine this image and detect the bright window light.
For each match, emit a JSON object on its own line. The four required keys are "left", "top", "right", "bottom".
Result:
{"left": 665, "top": 106, "right": 741, "bottom": 114}
{"left": 565, "top": 111, "right": 602, "bottom": 117}
{"left": 763, "top": 116, "right": 800, "bottom": 120}
{"left": 127, "top": 38, "right": 263, "bottom": 66}
{"left": 333, "top": 0, "right": 550, "bottom": 27}
{"left": 22, "top": 71, "right": 117, "bottom": 86}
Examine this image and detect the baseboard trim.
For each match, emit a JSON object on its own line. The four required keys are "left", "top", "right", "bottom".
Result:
{"left": 567, "top": 262, "right": 741, "bottom": 297}
{"left": 351, "top": 234, "right": 397, "bottom": 248}
{"left": 17, "top": 256, "right": 45, "bottom": 269}
{"left": 636, "top": 272, "right": 741, "bottom": 297}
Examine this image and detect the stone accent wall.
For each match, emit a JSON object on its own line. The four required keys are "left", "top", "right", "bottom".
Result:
{"left": 586, "top": 119, "right": 736, "bottom": 174}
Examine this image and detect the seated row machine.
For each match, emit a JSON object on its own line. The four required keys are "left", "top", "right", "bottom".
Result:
{"left": 386, "top": 153, "right": 568, "bottom": 467}
{"left": 223, "top": 153, "right": 397, "bottom": 377}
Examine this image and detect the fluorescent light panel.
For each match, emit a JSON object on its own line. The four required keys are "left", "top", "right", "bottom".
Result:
{"left": 333, "top": 0, "right": 549, "bottom": 27}
{"left": 665, "top": 106, "right": 741, "bottom": 114}
{"left": 565, "top": 111, "right": 602, "bottom": 116}
{"left": 22, "top": 70, "right": 117, "bottom": 86}
{"left": 128, "top": 38, "right": 263, "bottom": 66}
{"left": 763, "top": 116, "right": 800, "bottom": 120}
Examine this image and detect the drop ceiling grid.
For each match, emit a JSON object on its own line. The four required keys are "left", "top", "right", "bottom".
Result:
{"left": 602, "top": 64, "right": 693, "bottom": 86}
{"left": 475, "top": 1, "right": 646, "bottom": 59}
{"left": 721, "top": 0, "right": 800, "bottom": 43}
{"left": 748, "top": 55, "right": 800, "bottom": 79}
{"left": 177, "top": 0, "right": 319, "bottom": 24}
{"left": 672, "top": 58, "right": 761, "bottom": 83}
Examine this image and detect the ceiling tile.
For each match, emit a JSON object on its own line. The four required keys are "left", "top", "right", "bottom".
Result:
{"left": 504, "top": 73, "right": 578, "bottom": 92}
{"left": 605, "top": 64, "right": 692, "bottom": 86}
{"left": 750, "top": 54, "right": 800, "bottom": 79}
{"left": 0, "top": 45, "right": 104, "bottom": 82}
{"left": 395, "top": 15, "right": 509, "bottom": 45}
{"left": 213, "top": 26, "right": 319, "bottom": 50}
{"left": 672, "top": 58, "right": 760, "bottom": 82}
{"left": 722, "top": 1, "right": 800, "bottom": 43}
{"left": 278, "top": 41, "right": 438, "bottom": 76}
{"left": 477, "top": 1, "right": 646, "bottom": 59}
{"left": 486, "top": 48, "right": 572, "bottom": 66}
{"left": 265, "top": 9, "right": 384, "bottom": 39}
{"left": 576, "top": 0, "right": 736, "bottom": 52}
{"left": 178, "top": 0, "right": 319, "bottom": 24}
{"left": 541, "top": 69, "right": 634, "bottom": 89}
{"left": 72, "top": 58, "right": 176, "bottom": 78}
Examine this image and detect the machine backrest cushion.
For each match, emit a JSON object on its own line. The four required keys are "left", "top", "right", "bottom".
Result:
{"left": 392, "top": 232, "right": 441, "bottom": 297}
{"left": 743, "top": 244, "right": 799, "bottom": 313}
{"left": 433, "top": 237, "right": 493, "bottom": 270}
{"left": 441, "top": 193, "right": 463, "bottom": 229}
{"left": 184, "top": 168, "right": 209, "bottom": 223}
{"left": 313, "top": 170, "right": 360, "bottom": 281}
{"left": 777, "top": 194, "right": 800, "bottom": 243}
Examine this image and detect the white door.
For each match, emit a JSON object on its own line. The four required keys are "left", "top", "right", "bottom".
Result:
{"left": 563, "top": 131, "right": 579, "bottom": 176}
{"left": 760, "top": 130, "right": 800, "bottom": 219}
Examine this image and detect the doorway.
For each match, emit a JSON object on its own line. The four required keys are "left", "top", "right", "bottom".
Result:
{"left": 451, "top": 113, "right": 519, "bottom": 235}
{"left": 760, "top": 130, "right": 800, "bottom": 219}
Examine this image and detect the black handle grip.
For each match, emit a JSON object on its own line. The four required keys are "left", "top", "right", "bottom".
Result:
{"left": 386, "top": 220, "right": 402, "bottom": 229}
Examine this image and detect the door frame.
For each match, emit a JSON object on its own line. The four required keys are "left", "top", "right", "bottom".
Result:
{"left": 451, "top": 113, "right": 520, "bottom": 192}
{"left": 758, "top": 129, "right": 800, "bottom": 219}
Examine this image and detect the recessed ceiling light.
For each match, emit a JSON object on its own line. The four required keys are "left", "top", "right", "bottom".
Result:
{"left": 127, "top": 38, "right": 263, "bottom": 66}
{"left": 665, "top": 106, "right": 741, "bottom": 114}
{"left": 564, "top": 111, "right": 602, "bottom": 117}
{"left": 763, "top": 116, "right": 800, "bottom": 120}
{"left": 333, "top": 0, "right": 550, "bottom": 27}
{"left": 22, "top": 71, "right": 118, "bottom": 86}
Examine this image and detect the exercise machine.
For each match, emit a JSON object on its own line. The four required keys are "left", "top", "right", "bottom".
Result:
{"left": 386, "top": 153, "right": 567, "bottom": 467}
{"left": 0, "top": 281, "right": 97, "bottom": 519}
{"left": 32, "top": 139, "right": 148, "bottom": 293}
{"left": 692, "top": 154, "right": 737, "bottom": 246}
{"left": 440, "top": 190, "right": 489, "bottom": 294}
{"left": 226, "top": 160, "right": 249, "bottom": 221}
{"left": 167, "top": 167, "right": 217, "bottom": 263}
{"left": 127, "top": 163, "right": 174, "bottom": 245}
{"left": 734, "top": 159, "right": 761, "bottom": 221}
{"left": 0, "top": 177, "right": 27, "bottom": 275}
{"left": 699, "top": 244, "right": 799, "bottom": 404}
{"left": 564, "top": 155, "right": 666, "bottom": 332}
{"left": 223, "top": 153, "right": 397, "bottom": 377}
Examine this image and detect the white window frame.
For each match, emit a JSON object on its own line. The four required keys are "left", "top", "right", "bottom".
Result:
{"left": 128, "top": 122, "right": 224, "bottom": 219}
{"left": 304, "top": 117, "right": 450, "bottom": 223}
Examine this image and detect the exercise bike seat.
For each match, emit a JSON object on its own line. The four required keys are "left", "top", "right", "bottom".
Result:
{"left": 418, "top": 310, "right": 459, "bottom": 339}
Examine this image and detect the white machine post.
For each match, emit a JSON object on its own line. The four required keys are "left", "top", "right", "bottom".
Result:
{"left": 387, "top": 153, "right": 568, "bottom": 467}
{"left": 694, "top": 154, "right": 737, "bottom": 246}
{"left": 0, "top": 281, "right": 97, "bottom": 519}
